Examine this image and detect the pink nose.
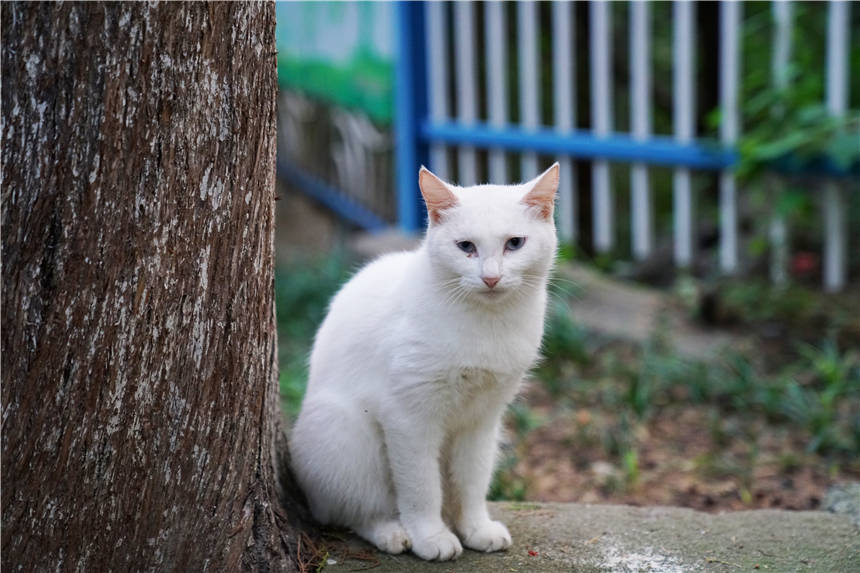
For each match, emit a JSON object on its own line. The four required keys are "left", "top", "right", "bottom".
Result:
{"left": 482, "top": 276, "right": 500, "bottom": 289}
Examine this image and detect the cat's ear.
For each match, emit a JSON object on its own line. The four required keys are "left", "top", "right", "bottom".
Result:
{"left": 419, "top": 166, "right": 459, "bottom": 223}
{"left": 521, "top": 162, "right": 559, "bottom": 220}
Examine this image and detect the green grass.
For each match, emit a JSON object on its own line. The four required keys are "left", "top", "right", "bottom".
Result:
{"left": 535, "top": 292, "right": 860, "bottom": 459}
{"left": 275, "top": 255, "right": 352, "bottom": 418}
{"left": 488, "top": 452, "right": 527, "bottom": 502}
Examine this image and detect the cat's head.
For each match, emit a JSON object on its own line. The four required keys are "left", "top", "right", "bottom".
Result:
{"left": 419, "top": 163, "right": 559, "bottom": 305}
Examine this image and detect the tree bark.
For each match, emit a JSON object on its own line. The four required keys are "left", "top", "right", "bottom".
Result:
{"left": 2, "top": 3, "right": 310, "bottom": 571}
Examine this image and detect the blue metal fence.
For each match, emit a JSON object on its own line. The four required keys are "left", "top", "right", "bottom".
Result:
{"left": 391, "top": 1, "right": 856, "bottom": 291}
{"left": 394, "top": 2, "right": 429, "bottom": 234}
{"left": 279, "top": 2, "right": 855, "bottom": 290}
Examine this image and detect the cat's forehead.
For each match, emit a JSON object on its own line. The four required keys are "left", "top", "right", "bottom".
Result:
{"left": 441, "top": 182, "right": 537, "bottom": 235}
{"left": 454, "top": 181, "right": 528, "bottom": 195}
{"left": 451, "top": 182, "right": 529, "bottom": 210}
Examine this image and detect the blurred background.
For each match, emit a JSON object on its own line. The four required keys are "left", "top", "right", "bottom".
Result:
{"left": 273, "top": 2, "right": 859, "bottom": 512}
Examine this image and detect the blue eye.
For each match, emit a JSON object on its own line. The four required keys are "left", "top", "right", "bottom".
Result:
{"left": 505, "top": 237, "right": 526, "bottom": 251}
{"left": 456, "top": 241, "right": 477, "bottom": 255}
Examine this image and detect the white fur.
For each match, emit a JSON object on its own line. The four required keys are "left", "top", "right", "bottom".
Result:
{"left": 289, "top": 168, "right": 558, "bottom": 561}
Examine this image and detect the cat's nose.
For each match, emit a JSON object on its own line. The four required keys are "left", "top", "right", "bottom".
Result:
{"left": 482, "top": 276, "right": 500, "bottom": 289}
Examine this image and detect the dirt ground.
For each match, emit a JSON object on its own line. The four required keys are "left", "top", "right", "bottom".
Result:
{"left": 505, "top": 380, "right": 860, "bottom": 513}
{"left": 503, "top": 261, "right": 860, "bottom": 513}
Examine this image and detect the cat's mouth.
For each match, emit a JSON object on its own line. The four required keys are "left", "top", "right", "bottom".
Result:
{"left": 479, "top": 288, "right": 505, "bottom": 298}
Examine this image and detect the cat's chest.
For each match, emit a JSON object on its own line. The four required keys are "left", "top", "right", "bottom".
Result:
{"left": 443, "top": 367, "right": 519, "bottom": 422}
{"left": 452, "top": 367, "right": 498, "bottom": 389}
{"left": 443, "top": 313, "right": 543, "bottom": 372}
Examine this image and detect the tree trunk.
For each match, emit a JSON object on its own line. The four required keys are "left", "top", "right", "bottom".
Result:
{"left": 2, "top": 3, "right": 311, "bottom": 571}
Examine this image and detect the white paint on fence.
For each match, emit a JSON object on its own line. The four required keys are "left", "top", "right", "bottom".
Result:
{"left": 518, "top": 0, "right": 540, "bottom": 179}
{"left": 427, "top": 2, "right": 449, "bottom": 180}
{"left": 769, "top": 1, "right": 792, "bottom": 286}
{"left": 827, "top": 1, "right": 849, "bottom": 115}
{"left": 673, "top": 0, "right": 695, "bottom": 268}
{"left": 591, "top": 1, "right": 613, "bottom": 252}
{"left": 631, "top": 1, "right": 652, "bottom": 260}
{"left": 822, "top": 185, "right": 846, "bottom": 291}
{"left": 719, "top": 1, "right": 740, "bottom": 273}
{"left": 454, "top": 1, "right": 477, "bottom": 186}
{"left": 486, "top": 1, "right": 508, "bottom": 184}
{"left": 773, "top": 2, "right": 792, "bottom": 88}
{"left": 552, "top": 1, "right": 574, "bottom": 136}
{"left": 824, "top": 0, "right": 849, "bottom": 291}
{"left": 553, "top": 0, "right": 576, "bottom": 242}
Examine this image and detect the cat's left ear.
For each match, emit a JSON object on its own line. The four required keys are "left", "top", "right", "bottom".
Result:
{"left": 521, "top": 162, "right": 559, "bottom": 220}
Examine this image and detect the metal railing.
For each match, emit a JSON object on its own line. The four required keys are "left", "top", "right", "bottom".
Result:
{"left": 394, "top": 1, "right": 856, "bottom": 291}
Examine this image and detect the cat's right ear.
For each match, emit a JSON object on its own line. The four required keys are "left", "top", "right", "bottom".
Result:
{"left": 419, "top": 166, "right": 458, "bottom": 224}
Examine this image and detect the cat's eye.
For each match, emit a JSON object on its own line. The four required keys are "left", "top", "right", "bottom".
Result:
{"left": 456, "top": 240, "right": 477, "bottom": 255}
{"left": 505, "top": 237, "right": 526, "bottom": 251}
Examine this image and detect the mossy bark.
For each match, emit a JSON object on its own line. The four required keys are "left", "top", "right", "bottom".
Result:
{"left": 1, "top": 2, "right": 309, "bottom": 570}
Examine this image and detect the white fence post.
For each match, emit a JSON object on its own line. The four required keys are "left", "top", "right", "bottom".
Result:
{"left": 454, "top": 1, "right": 477, "bottom": 186}
{"left": 719, "top": 1, "right": 740, "bottom": 274}
{"left": 591, "top": 1, "right": 613, "bottom": 253}
{"left": 769, "top": 1, "right": 792, "bottom": 286}
{"left": 631, "top": 0, "right": 652, "bottom": 260}
{"left": 486, "top": 1, "right": 509, "bottom": 184}
{"left": 427, "top": 2, "right": 449, "bottom": 180}
{"left": 673, "top": 1, "right": 695, "bottom": 268}
{"left": 518, "top": 0, "right": 540, "bottom": 180}
{"left": 553, "top": 0, "right": 576, "bottom": 242}
{"left": 824, "top": 0, "right": 849, "bottom": 292}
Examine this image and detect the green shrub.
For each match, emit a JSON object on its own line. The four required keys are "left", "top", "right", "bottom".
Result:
{"left": 275, "top": 255, "right": 352, "bottom": 417}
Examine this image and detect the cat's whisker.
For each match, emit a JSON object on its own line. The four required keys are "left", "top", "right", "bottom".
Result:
{"left": 546, "top": 276, "right": 580, "bottom": 289}
{"left": 547, "top": 273, "right": 578, "bottom": 285}
{"left": 454, "top": 286, "right": 472, "bottom": 306}
{"left": 442, "top": 288, "right": 459, "bottom": 304}
{"left": 443, "top": 289, "right": 462, "bottom": 307}
{"left": 443, "top": 284, "right": 471, "bottom": 307}
{"left": 437, "top": 278, "right": 465, "bottom": 291}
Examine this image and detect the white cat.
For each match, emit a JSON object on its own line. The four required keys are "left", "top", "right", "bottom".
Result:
{"left": 289, "top": 163, "right": 559, "bottom": 561}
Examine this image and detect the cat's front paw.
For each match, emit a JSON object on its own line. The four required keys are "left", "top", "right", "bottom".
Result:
{"left": 459, "top": 519, "right": 512, "bottom": 553}
{"left": 410, "top": 528, "right": 463, "bottom": 561}
{"left": 356, "top": 519, "right": 411, "bottom": 555}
